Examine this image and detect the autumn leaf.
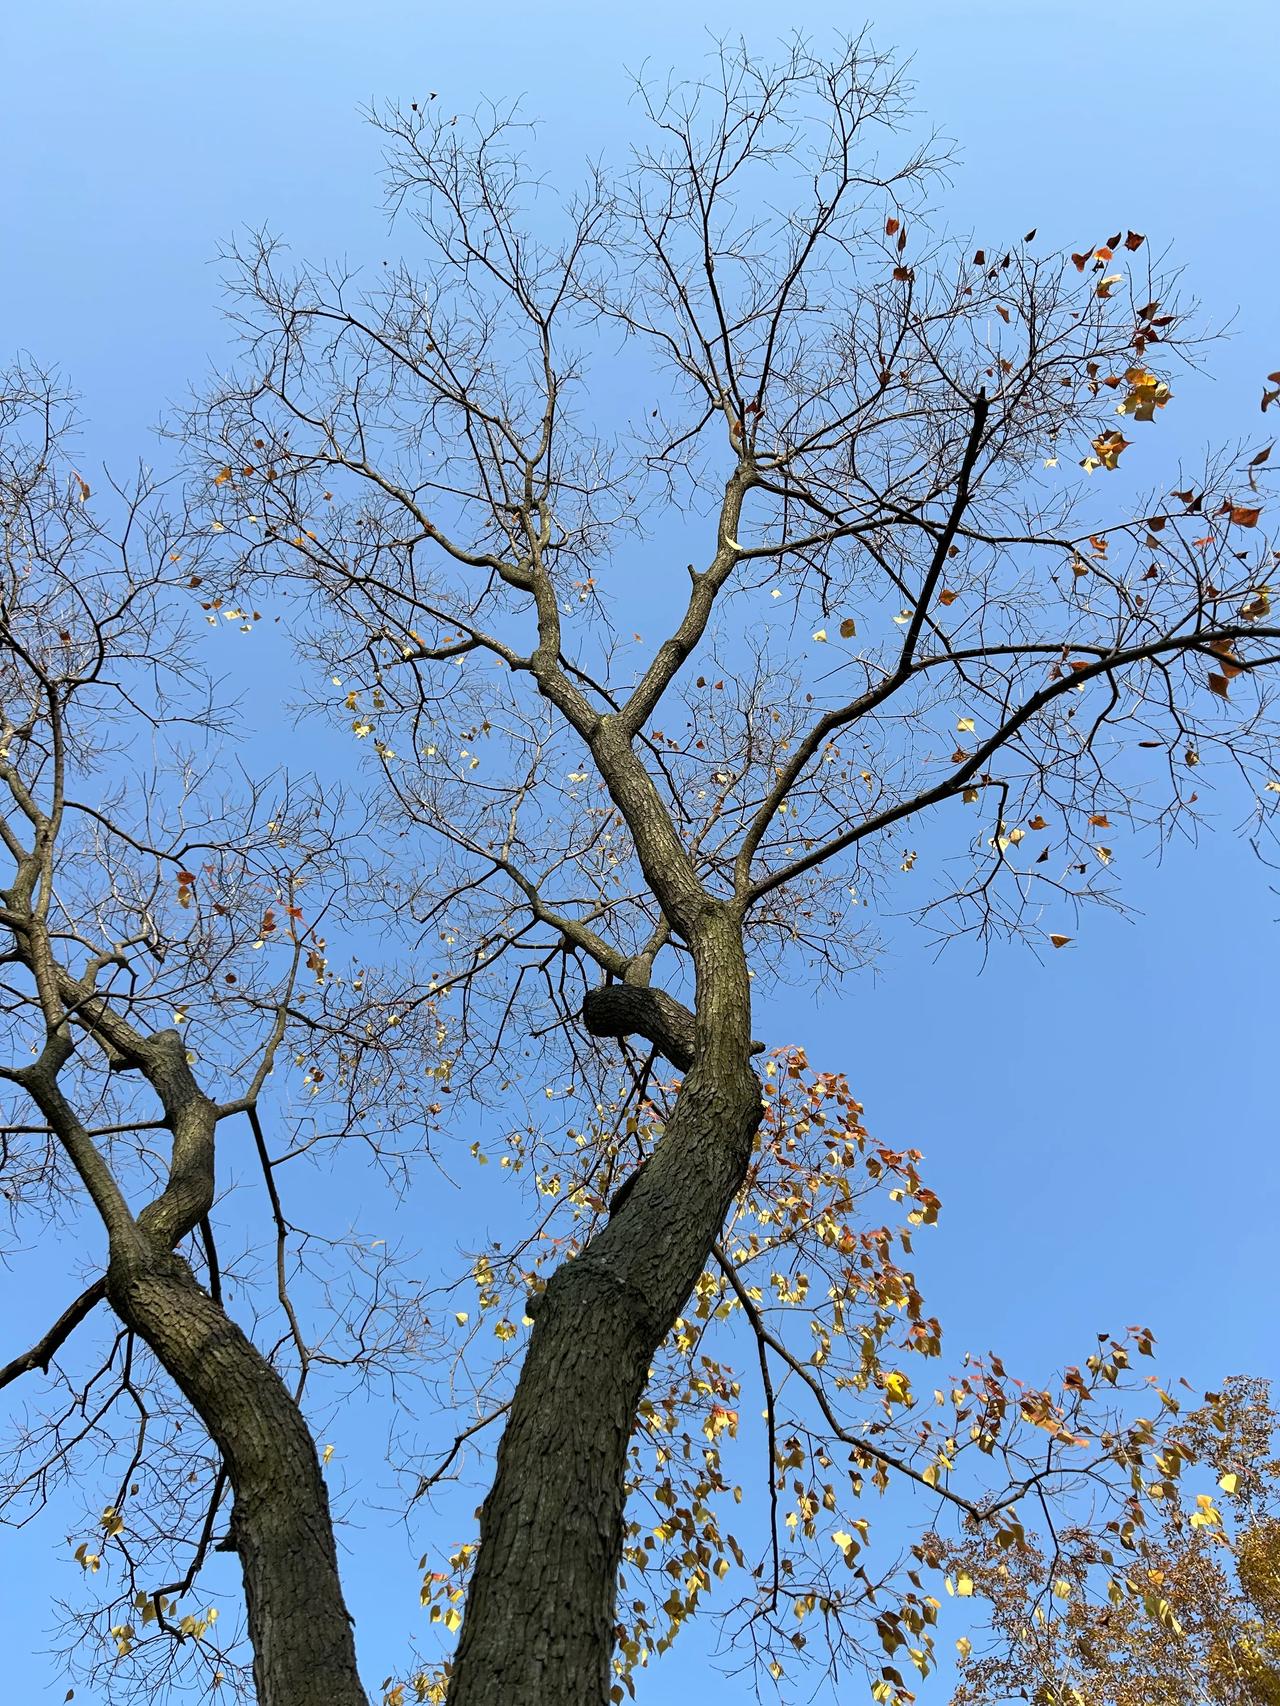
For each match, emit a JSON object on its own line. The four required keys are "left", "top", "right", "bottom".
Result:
{"left": 1089, "top": 429, "right": 1130, "bottom": 470}
{"left": 1049, "top": 934, "right": 1072, "bottom": 948}
{"left": 1118, "top": 367, "right": 1172, "bottom": 422}
{"left": 839, "top": 617, "right": 857, "bottom": 638}
{"left": 1223, "top": 503, "right": 1261, "bottom": 528}
{"left": 1208, "top": 672, "right": 1231, "bottom": 699}
{"left": 937, "top": 589, "right": 959, "bottom": 606}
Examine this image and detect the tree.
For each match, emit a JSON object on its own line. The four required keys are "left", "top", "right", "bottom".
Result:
{"left": 3, "top": 34, "right": 1279, "bottom": 1706}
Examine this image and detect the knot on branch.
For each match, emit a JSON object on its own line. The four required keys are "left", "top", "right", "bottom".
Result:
{"left": 581, "top": 984, "right": 696, "bottom": 1071}
{"left": 580, "top": 984, "right": 765, "bottom": 1072}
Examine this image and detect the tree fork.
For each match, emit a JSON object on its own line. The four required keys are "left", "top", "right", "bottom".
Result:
{"left": 451, "top": 922, "right": 762, "bottom": 1705}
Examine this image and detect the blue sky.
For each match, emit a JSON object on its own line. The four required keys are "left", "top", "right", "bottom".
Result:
{"left": 2, "top": 3, "right": 1277, "bottom": 1701}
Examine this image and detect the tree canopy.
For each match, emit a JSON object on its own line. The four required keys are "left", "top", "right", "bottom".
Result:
{"left": 2, "top": 34, "right": 1278, "bottom": 1706}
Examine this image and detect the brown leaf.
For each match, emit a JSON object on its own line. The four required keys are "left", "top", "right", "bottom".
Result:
{"left": 1028, "top": 815, "right": 1049, "bottom": 831}
{"left": 1049, "top": 934, "right": 1072, "bottom": 949}
{"left": 885, "top": 216, "right": 900, "bottom": 236}
{"left": 1207, "top": 672, "right": 1230, "bottom": 699}
{"left": 1226, "top": 503, "right": 1262, "bottom": 527}
{"left": 1024, "top": 228, "right": 1037, "bottom": 242}
{"left": 1124, "top": 230, "right": 1145, "bottom": 251}
{"left": 839, "top": 617, "right": 857, "bottom": 639}
{"left": 973, "top": 248, "right": 986, "bottom": 265}
{"left": 893, "top": 266, "right": 914, "bottom": 282}
{"left": 1088, "top": 814, "right": 1110, "bottom": 827}
{"left": 937, "top": 589, "right": 959, "bottom": 606}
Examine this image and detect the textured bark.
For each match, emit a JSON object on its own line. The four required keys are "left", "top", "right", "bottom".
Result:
{"left": 107, "top": 1248, "right": 368, "bottom": 1706}
{"left": 450, "top": 912, "right": 761, "bottom": 1706}
{"left": 14, "top": 1028, "right": 367, "bottom": 1706}
{"left": 581, "top": 982, "right": 698, "bottom": 1070}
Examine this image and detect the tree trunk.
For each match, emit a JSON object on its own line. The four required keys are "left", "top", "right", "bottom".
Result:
{"left": 450, "top": 915, "right": 761, "bottom": 1705}
{"left": 107, "top": 1249, "right": 368, "bottom": 1706}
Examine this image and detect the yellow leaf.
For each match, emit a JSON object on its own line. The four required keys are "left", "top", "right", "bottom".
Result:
{"left": 322, "top": 1443, "right": 335, "bottom": 1464}
{"left": 956, "top": 1636, "right": 972, "bottom": 1660}
{"left": 812, "top": 629, "right": 828, "bottom": 642}
{"left": 957, "top": 716, "right": 976, "bottom": 733}
{"left": 213, "top": 466, "right": 233, "bottom": 486}
{"left": 1219, "top": 1472, "right": 1239, "bottom": 1494}
{"left": 956, "top": 1573, "right": 975, "bottom": 1597}
{"left": 1089, "top": 429, "right": 1130, "bottom": 470}
{"left": 1117, "top": 368, "right": 1172, "bottom": 422}
{"left": 884, "top": 1370, "right": 912, "bottom": 1406}
{"left": 962, "top": 787, "right": 979, "bottom": 804}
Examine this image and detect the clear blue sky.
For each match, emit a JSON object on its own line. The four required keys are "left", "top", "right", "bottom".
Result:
{"left": 2, "top": 3, "right": 1277, "bottom": 1701}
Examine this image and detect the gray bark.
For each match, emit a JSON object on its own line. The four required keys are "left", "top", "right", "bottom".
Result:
{"left": 450, "top": 916, "right": 761, "bottom": 1705}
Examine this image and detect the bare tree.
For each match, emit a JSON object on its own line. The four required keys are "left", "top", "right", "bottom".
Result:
{"left": 0, "top": 364, "right": 451, "bottom": 1704}
{"left": 6, "top": 33, "right": 1280, "bottom": 1706}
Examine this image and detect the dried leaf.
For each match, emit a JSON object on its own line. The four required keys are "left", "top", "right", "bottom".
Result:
{"left": 1225, "top": 503, "right": 1262, "bottom": 528}
{"left": 1089, "top": 429, "right": 1130, "bottom": 470}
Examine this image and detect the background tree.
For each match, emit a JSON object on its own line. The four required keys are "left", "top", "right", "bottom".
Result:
{"left": 4, "top": 32, "right": 1280, "bottom": 1706}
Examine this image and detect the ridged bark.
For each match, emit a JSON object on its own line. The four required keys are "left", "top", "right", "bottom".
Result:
{"left": 450, "top": 913, "right": 761, "bottom": 1705}
{"left": 107, "top": 1249, "right": 368, "bottom": 1706}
